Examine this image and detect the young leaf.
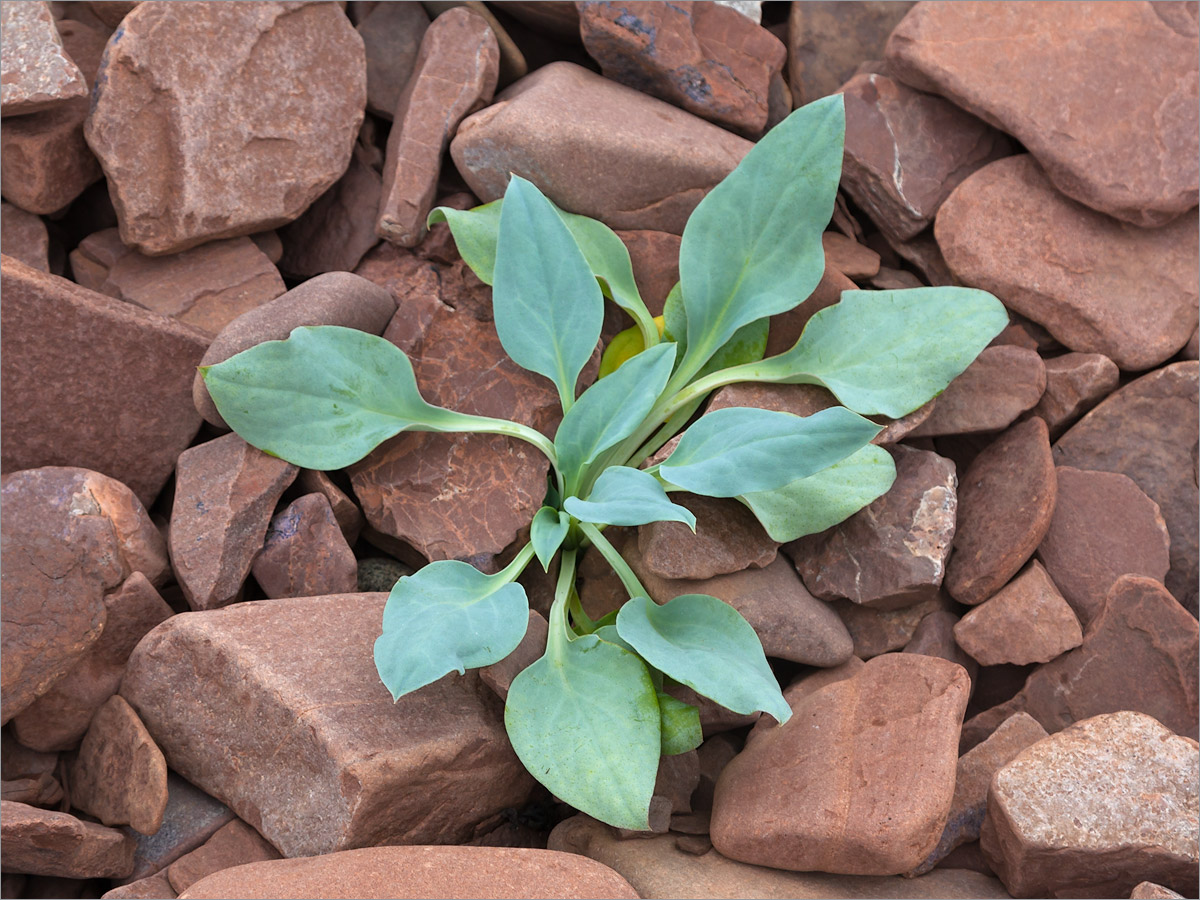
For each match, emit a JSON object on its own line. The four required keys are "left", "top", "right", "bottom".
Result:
{"left": 594, "top": 623, "right": 638, "bottom": 654}
{"left": 615, "top": 594, "right": 791, "bottom": 724}
{"left": 658, "top": 406, "right": 881, "bottom": 498}
{"left": 427, "top": 200, "right": 501, "bottom": 283}
{"left": 530, "top": 507, "right": 570, "bottom": 571}
{"left": 661, "top": 284, "right": 769, "bottom": 380}
{"left": 657, "top": 692, "right": 702, "bottom": 756}
{"left": 738, "top": 444, "right": 897, "bottom": 541}
{"left": 564, "top": 467, "right": 697, "bottom": 529}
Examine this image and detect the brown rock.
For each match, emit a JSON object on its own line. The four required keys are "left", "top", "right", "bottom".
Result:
{"left": 981, "top": 711, "right": 1199, "bottom": 898}
{"left": 821, "top": 230, "right": 880, "bottom": 279}
{"left": 831, "top": 593, "right": 944, "bottom": 659}
{"left": 423, "top": 0, "right": 526, "bottom": 87}
{"left": 166, "top": 820, "right": 280, "bottom": 895}
{"left": 376, "top": 7, "right": 498, "bottom": 248}
{"left": 764, "top": 260, "right": 859, "bottom": 356}
{"left": 68, "top": 695, "right": 168, "bottom": 836}
{"left": 121, "top": 594, "right": 535, "bottom": 857}
{"left": 250, "top": 493, "right": 357, "bottom": 599}
{"left": 121, "top": 772, "right": 236, "bottom": 883}
{"left": 451, "top": 61, "right": 752, "bottom": 234}
{"left": 711, "top": 654, "right": 970, "bottom": 874}
{"left": 639, "top": 494, "right": 778, "bottom": 581}
{"left": 2, "top": 775, "right": 62, "bottom": 808}
{"left": 480, "top": 609, "right": 547, "bottom": 702}
{"left": 101, "top": 873, "right": 177, "bottom": 900}
{"left": 884, "top": 228, "right": 957, "bottom": 288}
{"left": 1183, "top": 327, "right": 1199, "bottom": 361}
{"left": 1, "top": 201, "right": 49, "bottom": 270}
{"left": 1027, "top": 351, "right": 1119, "bottom": 439}
{"left": 1131, "top": 883, "right": 1187, "bottom": 900}
{"left": 0, "top": 801, "right": 134, "bottom": 879}
{"left": 497, "top": 2, "right": 581, "bottom": 41}
{"left": 868, "top": 266, "right": 924, "bottom": 291}
{"left": 1053, "top": 362, "right": 1199, "bottom": 616}
{"left": 907, "top": 345, "right": 1046, "bottom": 438}
{"left": 614, "top": 229, "right": 679, "bottom": 315}
{"left": 902, "top": 609, "right": 978, "bottom": 689}
{"left": 356, "top": 0, "right": 429, "bottom": 118}
{"left": 84, "top": 1, "right": 366, "bottom": 255}
{"left": 1, "top": 256, "right": 207, "bottom": 506}
{"left": 945, "top": 418, "right": 1057, "bottom": 606}
{"left": 296, "top": 469, "right": 363, "bottom": 545}
{"left": 0, "top": 2, "right": 86, "bottom": 116}
{"left": 935, "top": 155, "right": 1199, "bottom": 371}
{"left": 1, "top": 733, "right": 62, "bottom": 808}
{"left": 85, "top": 2, "right": 139, "bottom": 27}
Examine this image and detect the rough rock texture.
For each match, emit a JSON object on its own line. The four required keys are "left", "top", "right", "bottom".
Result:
{"left": 907, "top": 345, "right": 1046, "bottom": 437}
{"left": 832, "top": 594, "right": 945, "bottom": 659}
{"left": 122, "top": 772, "right": 235, "bottom": 883}
{"left": 1, "top": 256, "right": 208, "bottom": 506}
{"left": 251, "top": 493, "right": 357, "bottom": 599}
{"left": 479, "top": 610, "right": 547, "bottom": 702}
{"left": 1027, "top": 351, "right": 1119, "bottom": 439}
{"left": 102, "top": 873, "right": 177, "bottom": 900}
{"left": 1131, "top": 884, "right": 1187, "bottom": 900}
{"left": 885, "top": 2, "right": 1199, "bottom": 227}
{"left": 0, "top": 801, "right": 135, "bottom": 879}
{"left": 84, "top": 1, "right": 366, "bottom": 255}
{"left": 935, "top": 155, "right": 1199, "bottom": 371}
{"left": 0, "top": 1, "right": 87, "bottom": 116}
{"left": 0, "top": 202, "right": 49, "bottom": 270}
{"left": 120, "top": 594, "right": 535, "bottom": 858}
{"left": 615, "top": 229, "right": 680, "bottom": 315}
{"left": 1, "top": 732, "right": 62, "bottom": 808}
{"left": 711, "top": 654, "right": 970, "bottom": 874}
{"left": 296, "top": 469, "right": 363, "bottom": 546}
{"left": 822, "top": 231, "right": 880, "bottom": 279}
{"left": 981, "top": 711, "right": 1199, "bottom": 898}
{"left": 902, "top": 609, "right": 978, "bottom": 688}
{"left": 356, "top": 0, "right": 429, "bottom": 118}
{"left": 451, "top": 61, "right": 752, "bottom": 234}
{"left": 166, "top": 820, "right": 280, "bottom": 895}
{"left": 638, "top": 493, "right": 778, "bottom": 581}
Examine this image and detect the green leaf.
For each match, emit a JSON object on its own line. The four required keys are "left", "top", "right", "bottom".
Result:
{"left": 374, "top": 558, "right": 531, "bottom": 700}
{"left": 659, "top": 406, "right": 881, "bottom": 498}
{"left": 427, "top": 200, "right": 502, "bottom": 283}
{"left": 564, "top": 467, "right": 697, "bottom": 529}
{"left": 657, "top": 692, "right": 702, "bottom": 756}
{"left": 530, "top": 507, "right": 570, "bottom": 571}
{"left": 752, "top": 287, "right": 1010, "bottom": 418}
{"left": 616, "top": 594, "right": 791, "bottom": 723}
{"left": 739, "top": 443, "right": 897, "bottom": 541}
{"left": 594, "top": 623, "right": 637, "bottom": 655}
{"left": 492, "top": 176, "right": 604, "bottom": 408}
{"left": 505, "top": 634, "right": 661, "bottom": 830}
{"left": 676, "top": 95, "right": 844, "bottom": 374}
{"left": 662, "top": 283, "right": 769, "bottom": 381}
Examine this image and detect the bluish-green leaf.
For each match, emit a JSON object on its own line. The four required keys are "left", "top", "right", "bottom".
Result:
{"left": 657, "top": 692, "right": 702, "bottom": 756}
{"left": 427, "top": 200, "right": 501, "bottom": 283}
{"left": 594, "top": 623, "right": 637, "bottom": 655}
{"left": 530, "top": 507, "right": 570, "bottom": 571}
{"left": 659, "top": 406, "right": 881, "bottom": 498}
{"left": 662, "top": 283, "right": 769, "bottom": 381}
{"left": 564, "top": 467, "right": 697, "bottom": 529}
{"left": 739, "top": 443, "right": 897, "bottom": 541}
{"left": 616, "top": 594, "right": 790, "bottom": 723}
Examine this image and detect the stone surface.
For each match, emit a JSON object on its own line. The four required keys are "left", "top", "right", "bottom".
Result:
{"left": 1, "top": 256, "right": 207, "bottom": 506}
{"left": 614, "top": 229, "right": 680, "bottom": 316}
{"left": 787, "top": 445, "right": 957, "bottom": 610}
{"left": 0, "top": 202, "right": 49, "bottom": 271}
{"left": 0, "top": 801, "right": 135, "bottom": 879}
{"left": 1, "top": 1, "right": 87, "bottom": 116}
{"left": 1028, "top": 351, "right": 1119, "bottom": 439}
{"left": 480, "top": 610, "right": 547, "bottom": 702}
{"left": 981, "top": 711, "right": 1199, "bottom": 898}
{"left": 831, "top": 594, "right": 944, "bottom": 659}
{"left": 821, "top": 231, "right": 880, "bottom": 279}
{"left": 295, "top": 469, "right": 363, "bottom": 545}
{"left": 121, "top": 772, "right": 235, "bottom": 883}
{"left": 166, "top": 820, "right": 280, "bottom": 895}
{"left": 85, "top": 1, "right": 366, "bottom": 255}
{"left": 1, "top": 732, "right": 62, "bottom": 808}
{"left": 451, "top": 61, "right": 752, "bottom": 234}
{"left": 885, "top": 2, "right": 1199, "bottom": 227}
{"left": 935, "top": 155, "right": 1199, "bottom": 371}
{"left": 902, "top": 609, "right": 978, "bottom": 689}
{"left": 101, "top": 873, "right": 177, "bottom": 900}
{"left": 638, "top": 494, "right": 778, "bottom": 581}
{"left": 121, "top": 594, "right": 535, "bottom": 857}
{"left": 945, "top": 418, "right": 1057, "bottom": 606}
{"left": 907, "top": 346, "right": 1046, "bottom": 438}
{"left": 356, "top": 0, "right": 429, "bottom": 118}
{"left": 1131, "top": 884, "right": 1186, "bottom": 900}
{"left": 423, "top": 0, "right": 525, "bottom": 87}
{"left": 1052, "top": 362, "right": 1199, "bottom": 616}
{"left": 251, "top": 493, "right": 357, "bottom": 599}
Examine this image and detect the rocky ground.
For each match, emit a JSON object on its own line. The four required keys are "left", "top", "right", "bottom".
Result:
{"left": 1, "top": 1, "right": 1198, "bottom": 898}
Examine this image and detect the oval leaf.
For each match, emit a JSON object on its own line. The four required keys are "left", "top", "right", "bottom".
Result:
{"left": 657, "top": 691, "right": 702, "bottom": 756}
{"left": 531, "top": 507, "right": 570, "bottom": 571}
{"left": 564, "top": 467, "right": 697, "bottom": 529}
{"left": 427, "top": 201, "right": 502, "bottom": 284}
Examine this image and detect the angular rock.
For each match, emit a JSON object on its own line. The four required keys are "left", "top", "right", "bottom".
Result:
{"left": 639, "top": 494, "right": 778, "bottom": 581}
{"left": 935, "top": 155, "right": 1199, "bottom": 371}
{"left": 981, "top": 711, "right": 1199, "bottom": 898}
{"left": 902, "top": 609, "right": 978, "bottom": 688}
{"left": 764, "top": 261, "right": 859, "bottom": 356}
{"left": 907, "top": 346, "right": 1046, "bottom": 438}
{"left": 84, "top": 1, "right": 366, "bottom": 255}
{"left": 166, "top": 820, "right": 280, "bottom": 895}
{"left": 295, "top": 469, "right": 363, "bottom": 545}
{"left": 0, "top": 801, "right": 134, "bottom": 879}
{"left": 121, "top": 772, "right": 235, "bottom": 883}
{"left": 480, "top": 610, "right": 547, "bottom": 702}
{"left": 422, "top": 0, "right": 525, "bottom": 87}
{"left": 1, "top": 733, "right": 62, "bottom": 808}
{"left": 1028, "top": 351, "right": 1119, "bottom": 439}
{"left": 101, "top": 873, "right": 177, "bottom": 900}
{"left": 85, "top": 1, "right": 140, "bottom": 27}
{"left": 451, "top": 61, "right": 752, "bottom": 234}
{"left": 945, "top": 418, "right": 1057, "bottom": 606}
{"left": 821, "top": 230, "right": 880, "bottom": 279}
{"left": 496, "top": 2, "right": 581, "bottom": 41}
{"left": 831, "top": 593, "right": 944, "bottom": 659}
{"left": 885, "top": 2, "right": 1199, "bottom": 227}
{"left": 121, "top": 594, "right": 535, "bottom": 857}
{"left": 1, "top": 256, "right": 207, "bottom": 506}
{"left": 0, "top": 2, "right": 86, "bottom": 116}
{"left": 356, "top": 0, "right": 429, "bottom": 118}
{"left": 1131, "top": 884, "right": 1186, "bottom": 900}
{"left": 0, "top": 202, "right": 49, "bottom": 270}
{"left": 612, "top": 229, "right": 679, "bottom": 327}
{"left": 251, "top": 493, "right": 357, "bottom": 599}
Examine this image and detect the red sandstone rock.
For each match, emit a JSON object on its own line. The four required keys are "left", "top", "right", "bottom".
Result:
{"left": 101, "top": 873, "right": 176, "bottom": 900}
{"left": 355, "top": 0, "right": 429, "bottom": 118}
{"left": 639, "top": 493, "right": 778, "bottom": 581}
{"left": 902, "top": 609, "right": 978, "bottom": 688}
{"left": 1, "top": 733, "right": 62, "bottom": 808}
{"left": 830, "top": 593, "right": 945, "bottom": 659}
{"left": 251, "top": 493, "right": 358, "bottom": 599}
{"left": 121, "top": 772, "right": 235, "bottom": 883}
{"left": 295, "top": 469, "right": 363, "bottom": 546}
{"left": 907, "top": 346, "right": 1045, "bottom": 438}
{"left": 1131, "top": 884, "right": 1187, "bottom": 900}
{"left": 166, "top": 820, "right": 280, "bottom": 895}
{"left": 479, "top": 609, "right": 547, "bottom": 702}
{"left": 0, "top": 202, "right": 49, "bottom": 270}
{"left": 0, "top": 801, "right": 135, "bottom": 879}
{"left": 1027, "top": 351, "right": 1119, "bottom": 439}
{"left": 0, "top": 2, "right": 86, "bottom": 116}
{"left": 821, "top": 230, "right": 880, "bottom": 279}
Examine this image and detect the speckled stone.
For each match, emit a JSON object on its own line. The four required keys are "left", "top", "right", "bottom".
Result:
{"left": 1, "top": 2, "right": 87, "bottom": 116}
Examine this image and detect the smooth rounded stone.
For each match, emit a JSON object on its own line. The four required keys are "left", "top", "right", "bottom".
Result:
{"left": 355, "top": 0, "right": 428, "bottom": 118}
{"left": 121, "top": 594, "right": 535, "bottom": 857}
{"left": 902, "top": 609, "right": 978, "bottom": 688}
{"left": 830, "top": 593, "right": 945, "bottom": 659}
{"left": 1027, "top": 351, "right": 1119, "bottom": 439}
{"left": 638, "top": 494, "right": 778, "bottom": 581}
{"left": 1053, "top": 362, "right": 1199, "bottom": 616}
{"left": 101, "top": 873, "right": 176, "bottom": 900}
{"left": 296, "top": 468, "right": 363, "bottom": 545}
{"left": 935, "top": 155, "right": 1199, "bottom": 371}
{"left": 1036, "top": 467, "right": 1171, "bottom": 628}
{"left": 787, "top": 445, "right": 957, "bottom": 610}
{"left": 251, "top": 493, "right": 357, "bottom": 599}
{"left": 1131, "top": 883, "right": 1187, "bottom": 900}
{"left": 907, "top": 345, "right": 1046, "bottom": 438}
{"left": 0, "top": 202, "right": 49, "bottom": 271}
{"left": 480, "top": 610, "right": 547, "bottom": 702}
{"left": 192, "top": 271, "right": 396, "bottom": 428}
{"left": 451, "top": 61, "right": 752, "bottom": 235}
{"left": 85, "top": 1, "right": 365, "bottom": 255}
{"left": 981, "top": 711, "right": 1199, "bottom": 898}
{"left": 945, "top": 418, "right": 1057, "bottom": 606}
{"left": 711, "top": 654, "right": 970, "bottom": 875}
{"left": 121, "top": 772, "right": 235, "bottom": 884}
{"left": 1183, "top": 327, "right": 1200, "bottom": 361}
{"left": 885, "top": 3, "right": 1198, "bottom": 228}
{"left": 166, "top": 820, "right": 280, "bottom": 895}
{"left": 1, "top": 801, "right": 135, "bottom": 878}
{"left": 0, "top": 1, "right": 87, "bottom": 116}
{"left": 2, "top": 256, "right": 207, "bottom": 506}
{"left": 821, "top": 231, "right": 880, "bottom": 279}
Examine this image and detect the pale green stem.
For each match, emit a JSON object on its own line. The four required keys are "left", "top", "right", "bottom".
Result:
{"left": 547, "top": 548, "right": 578, "bottom": 657}
{"left": 496, "top": 541, "right": 537, "bottom": 585}
{"left": 456, "top": 413, "right": 564, "bottom": 496}
{"left": 578, "top": 522, "right": 649, "bottom": 601}
{"left": 632, "top": 307, "right": 661, "bottom": 350}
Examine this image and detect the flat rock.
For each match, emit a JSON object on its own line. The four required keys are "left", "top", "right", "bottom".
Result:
{"left": 907, "top": 345, "right": 1046, "bottom": 438}
{"left": 166, "top": 820, "right": 280, "bottom": 895}
{"left": 614, "top": 229, "right": 680, "bottom": 315}
{"left": 451, "top": 61, "right": 752, "bottom": 234}
{"left": 945, "top": 418, "right": 1057, "bottom": 606}
{"left": 251, "top": 493, "right": 357, "bottom": 599}
{"left": 120, "top": 594, "right": 535, "bottom": 857}
{"left": 1053, "top": 361, "right": 1199, "bottom": 616}
{"left": 0, "top": 801, "right": 134, "bottom": 879}
{"left": 935, "top": 155, "right": 1199, "bottom": 371}
{"left": 1, "top": 256, "right": 207, "bottom": 506}
{"left": 638, "top": 494, "right": 778, "bottom": 581}
{"left": 831, "top": 593, "right": 944, "bottom": 659}
{"left": 885, "top": 2, "right": 1199, "bottom": 227}
{"left": 1028, "top": 351, "right": 1119, "bottom": 439}
{"left": 101, "top": 873, "right": 177, "bottom": 900}
{"left": 821, "top": 231, "right": 880, "bottom": 279}
{"left": 169, "top": 433, "right": 298, "bottom": 611}
{"left": 85, "top": 1, "right": 366, "bottom": 255}
{"left": 356, "top": 0, "right": 429, "bottom": 118}
{"left": 0, "top": 202, "right": 49, "bottom": 270}
{"left": 0, "top": 1, "right": 86, "bottom": 116}
{"left": 1, "top": 732, "right": 62, "bottom": 808}
{"left": 296, "top": 469, "right": 363, "bottom": 546}
{"left": 121, "top": 772, "right": 235, "bottom": 883}
{"left": 981, "top": 711, "right": 1199, "bottom": 898}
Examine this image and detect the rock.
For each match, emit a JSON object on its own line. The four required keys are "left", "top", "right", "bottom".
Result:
{"left": 907, "top": 346, "right": 1045, "bottom": 438}
{"left": 85, "top": 2, "right": 139, "bottom": 27}
{"left": 902, "top": 609, "right": 978, "bottom": 688}
{"left": 0, "top": 801, "right": 135, "bottom": 879}
{"left": 831, "top": 593, "right": 944, "bottom": 659}
{"left": 839, "top": 72, "right": 1011, "bottom": 242}
{"left": 1131, "top": 884, "right": 1186, "bottom": 900}
{"left": 422, "top": 0, "right": 525, "bottom": 87}
{"left": 885, "top": 2, "right": 1199, "bottom": 227}
{"left": 376, "top": 8, "right": 498, "bottom": 250}
{"left": 787, "top": 445, "right": 957, "bottom": 610}
{"left": 1052, "top": 362, "right": 1199, "bottom": 616}
{"left": 120, "top": 594, "right": 535, "bottom": 857}
{"left": 614, "top": 229, "right": 679, "bottom": 318}
{"left": 0, "top": 2, "right": 87, "bottom": 116}
{"left": 638, "top": 494, "right": 778, "bottom": 581}
{"left": 1027, "top": 352, "right": 1119, "bottom": 439}
{"left": 764, "top": 261, "right": 859, "bottom": 356}
{"left": 821, "top": 231, "right": 880, "bottom": 279}
{"left": 166, "top": 820, "right": 280, "bottom": 895}
{"left": 1036, "top": 467, "right": 1171, "bottom": 627}
{"left": 1, "top": 732, "right": 62, "bottom": 808}
{"left": 0, "top": 202, "right": 49, "bottom": 270}
{"left": 356, "top": 0, "right": 429, "bottom": 118}
{"left": 1, "top": 256, "right": 207, "bottom": 506}
{"left": 251, "top": 493, "right": 357, "bottom": 599}
{"left": 295, "top": 469, "right": 363, "bottom": 545}
{"left": 84, "top": 1, "right": 366, "bottom": 255}
{"left": 479, "top": 610, "right": 547, "bottom": 702}
{"left": 68, "top": 695, "right": 168, "bottom": 836}
{"left": 70, "top": 229, "right": 287, "bottom": 337}
{"left": 355, "top": 556, "right": 411, "bottom": 593}
{"left": 121, "top": 772, "right": 235, "bottom": 883}
{"left": 981, "top": 711, "right": 1199, "bottom": 898}
{"left": 953, "top": 561, "right": 1082, "bottom": 666}
{"left": 935, "top": 155, "right": 1199, "bottom": 371}
{"left": 496, "top": 2, "right": 581, "bottom": 41}
{"left": 451, "top": 61, "right": 752, "bottom": 234}
{"left": 945, "top": 418, "right": 1057, "bottom": 606}
{"left": 710, "top": 654, "right": 970, "bottom": 874}
{"left": 1183, "top": 327, "right": 1200, "bottom": 361}
{"left": 101, "top": 873, "right": 177, "bottom": 900}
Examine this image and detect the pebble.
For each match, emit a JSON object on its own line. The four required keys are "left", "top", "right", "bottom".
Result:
{"left": 638, "top": 493, "right": 778, "bottom": 581}
{"left": 1027, "top": 351, "right": 1119, "bottom": 439}
{"left": 251, "top": 493, "right": 358, "bottom": 599}
{"left": 0, "top": 801, "right": 135, "bottom": 879}
{"left": 907, "top": 345, "right": 1046, "bottom": 438}
{"left": 0, "top": 1, "right": 87, "bottom": 116}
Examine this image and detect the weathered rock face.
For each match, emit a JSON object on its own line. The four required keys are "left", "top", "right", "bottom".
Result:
{"left": 1, "top": 801, "right": 135, "bottom": 879}
{"left": 981, "top": 711, "right": 1199, "bottom": 898}
{"left": 0, "top": 1, "right": 87, "bottom": 117}
{"left": 831, "top": 593, "right": 945, "bottom": 659}
{"left": 1028, "top": 351, "right": 1119, "bottom": 439}
{"left": 0, "top": 202, "right": 49, "bottom": 270}
{"left": 250, "top": 492, "right": 357, "bottom": 599}
{"left": 355, "top": 0, "right": 429, "bottom": 119}
{"left": 638, "top": 493, "right": 778, "bottom": 581}
{"left": 906, "top": 345, "right": 1046, "bottom": 438}
{"left": 885, "top": 2, "right": 1199, "bottom": 227}
{"left": 166, "top": 819, "right": 280, "bottom": 896}
{"left": 84, "top": 1, "right": 366, "bottom": 255}
{"left": 122, "top": 772, "right": 235, "bottom": 884}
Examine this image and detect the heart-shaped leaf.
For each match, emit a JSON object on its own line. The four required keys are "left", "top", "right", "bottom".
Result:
{"left": 565, "top": 467, "right": 696, "bottom": 529}
{"left": 530, "top": 507, "right": 570, "bottom": 571}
